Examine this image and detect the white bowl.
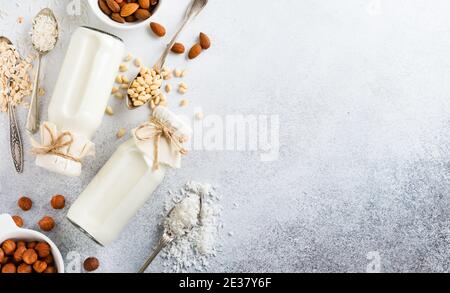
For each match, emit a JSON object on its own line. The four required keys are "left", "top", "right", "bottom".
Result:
{"left": 0, "top": 214, "right": 65, "bottom": 273}
{"left": 88, "top": 0, "right": 162, "bottom": 30}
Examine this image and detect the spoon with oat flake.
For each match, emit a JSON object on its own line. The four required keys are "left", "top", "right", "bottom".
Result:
{"left": 126, "top": 0, "right": 208, "bottom": 110}
{"left": 0, "top": 36, "right": 24, "bottom": 173}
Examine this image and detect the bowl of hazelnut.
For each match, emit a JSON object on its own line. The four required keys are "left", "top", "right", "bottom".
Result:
{"left": 0, "top": 214, "right": 64, "bottom": 273}
{"left": 90, "top": 0, "right": 161, "bottom": 30}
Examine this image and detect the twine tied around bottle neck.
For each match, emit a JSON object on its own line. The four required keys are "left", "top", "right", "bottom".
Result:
{"left": 31, "top": 124, "right": 81, "bottom": 163}
{"left": 135, "top": 116, "right": 188, "bottom": 170}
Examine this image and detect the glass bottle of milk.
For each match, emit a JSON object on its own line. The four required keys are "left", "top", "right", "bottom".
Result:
{"left": 67, "top": 107, "right": 191, "bottom": 246}
{"left": 33, "top": 27, "right": 124, "bottom": 177}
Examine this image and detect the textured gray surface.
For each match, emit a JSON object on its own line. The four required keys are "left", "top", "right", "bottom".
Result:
{"left": 1, "top": 0, "right": 450, "bottom": 273}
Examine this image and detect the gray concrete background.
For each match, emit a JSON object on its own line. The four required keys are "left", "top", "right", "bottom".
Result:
{"left": 1, "top": 0, "right": 450, "bottom": 273}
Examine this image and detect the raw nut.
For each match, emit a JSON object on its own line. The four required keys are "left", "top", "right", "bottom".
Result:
{"left": 111, "top": 13, "right": 125, "bottom": 23}
{"left": 38, "top": 216, "right": 55, "bottom": 232}
{"left": 119, "top": 64, "right": 128, "bottom": 72}
{"left": 117, "top": 128, "right": 127, "bottom": 139}
{"left": 12, "top": 215, "right": 23, "bottom": 227}
{"left": 44, "top": 266, "right": 57, "bottom": 273}
{"left": 171, "top": 43, "right": 185, "bottom": 54}
{"left": 135, "top": 9, "right": 151, "bottom": 20}
{"left": 180, "top": 99, "right": 189, "bottom": 107}
{"left": 125, "top": 15, "right": 137, "bottom": 23}
{"left": 14, "top": 246, "right": 27, "bottom": 262}
{"left": 188, "top": 44, "right": 202, "bottom": 59}
{"left": 17, "top": 263, "right": 32, "bottom": 274}
{"left": 98, "top": 0, "right": 112, "bottom": 15}
{"left": 17, "top": 241, "right": 26, "bottom": 248}
{"left": 120, "top": 3, "right": 140, "bottom": 17}
{"left": 84, "top": 257, "right": 100, "bottom": 272}
{"left": 199, "top": 32, "right": 211, "bottom": 50}
{"left": 150, "top": 22, "right": 166, "bottom": 37}
{"left": 138, "top": 0, "right": 150, "bottom": 9}
{"left": 27, "top": 241, "right": 37, "bottom": 249}
{"left": 105, "top": 106, "right": 114, "bottom": 116}
{"left": 115, "top": 75, "right": 123, "bottom": 84}
{"left": 18, "top": 196, "right": 32, "bottom": 211}
{"left": 43, "top": 254, "right": 54, "bottom": 264}
{"left": 22, "top": 249, "right": 38, "bottom": 265}
{"left": 106, "top": 0, "right": 120, "bottom": 13}
{"left": 51, "top": 195, "right": 65, "bottom": 209}
{"left": 1, "top": 263, "right": 16, "bottom": 273}
{"left": 2, "top": 240, "right": 16, "bottom": 255}
{"left": 0, "top": 248, "right": 4, "bottom": 263}
{"left": 165, "top": 84, "right": 171, "bottom": 93}
{"left": 115, "top": 92, "right": 124, "bottom": 99}
{"left": 33, "top": 260, "right": 48, "bottom": 273}
{"left": 35, "top": 242, "right": 51, "bottom": 258}
{"left": 134, "top": 58, "right": 142, "bottom": 67}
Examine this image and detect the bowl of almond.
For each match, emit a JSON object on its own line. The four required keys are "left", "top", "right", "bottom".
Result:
{"left": 0, "top": 214, "right": 64, "bottom": 273}
{"left": 90, "top": 0, "right": 161, "bottom": 30}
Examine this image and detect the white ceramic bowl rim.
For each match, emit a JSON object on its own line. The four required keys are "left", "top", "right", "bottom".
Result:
{"left": 0, "top": 214, "right": 65, "bottom": 273}
{"left": 87, "top": 0, "right": 162, "bottom": 30}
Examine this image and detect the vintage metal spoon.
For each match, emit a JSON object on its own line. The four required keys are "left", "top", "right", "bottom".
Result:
{"left": 26, "top": 8, "right": 59, "bottom": 134}
{"left": 138, "top": 194, "right": 203, "bottom": 273}
{"left": 126, "top": 0, "right": 208, "bottom": 110}
{"left": 0, "top": 36, "right": 24, "bottom": 173}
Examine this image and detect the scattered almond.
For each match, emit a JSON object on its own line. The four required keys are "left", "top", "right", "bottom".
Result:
{"left": 188, "top": 44, "right": 202, "bottom": 60}
{"left": 199, "top": 32, "right": 211, "bottom": 50}
{"left": 171, "top": 43, "right": 185, "bottom": 54}
{"left": 150, "top": 22, "right": 166, "bottom": 37}
{"left": 12, "top": 216, "right": 23, "bottom": 228}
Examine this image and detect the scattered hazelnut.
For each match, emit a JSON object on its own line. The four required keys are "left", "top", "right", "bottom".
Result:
{"left": 44, "top": 266, "right": 57, "bottom": 273}
{"left": 1, "top": 263, "right": 16, "bottom": 273}
{"left": 12, "top": 215, "right": 24, "bottom": 227}
{"left": 22, "top": 249, "right": 38, "bottom": 265}
{"left": 35, "top": 242, "right": 51, "bottom": 258}
{"left": 2, "top": 240, "right": 16, "bottom": 255}
{"left": 33, "top": 260, "right": 47, "bottom": 273}
{"left": 50, "top": 195, "right": 65, "bottom": 209}
{"left": 38, "top": 216, "right": 55, "bottom": 232}
{"left": 13, "top": 246, "right": 27, "bottom": 262}
{"left": 17, "top": 264, "right": 32, "bottom": 274}
{"left": 84, "top": 257, "right": 100, "bottom": 272}
{"left": 18, "top": 196, "right": 32, "bottom": 211}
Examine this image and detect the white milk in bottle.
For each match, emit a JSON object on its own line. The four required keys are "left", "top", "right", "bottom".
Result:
{"left": 32, "top": 27, "right": 124, "bottom": 177}
{"left": 67, "top": 107, "right": 191, "bottom": 246}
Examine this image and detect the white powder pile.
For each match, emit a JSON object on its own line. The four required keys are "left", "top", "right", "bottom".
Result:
{"left": 0, "top": 41, "right": 33, "bottom": 112}
{"left": 161, "top": 182, "right": 222, "bottom": 272}
{"left": 31, "top": 14, "right": 58, "bottom": 52}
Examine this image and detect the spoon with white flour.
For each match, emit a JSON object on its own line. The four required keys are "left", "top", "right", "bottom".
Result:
{"left": 26, "top": 8, "right": 59, "bottom": 134}
{"left": 138, "top": 193, "right": 203, "bottom": 273}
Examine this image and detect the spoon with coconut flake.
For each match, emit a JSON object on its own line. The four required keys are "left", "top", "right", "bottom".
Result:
{"left": 0, "top": 36, "right": 24, "bottom": 173}
{"left": 138, "top": 193, "right": 203, "bottom": 273}
{"left": 126, "top": 0, "right": 208, "bottom": 110}
{"left": 26, "top": 8, "right": 59, "bottom": 134}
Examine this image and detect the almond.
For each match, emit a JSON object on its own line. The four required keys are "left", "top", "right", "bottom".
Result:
{"left": 106, "top": 0, "right": 120, "bottom": 13}
{"left": 111, "top": 13, "right": 125, "bottom": 23}
{"left": 98, "top": 0, "right": 112, "bottom": 15}
{"left": 150, "top": 22, "right": 166, "bottom": 37}
{"left": 135, "top": 9, "right": 151, "bottom": 20}
{"left": 199, "top": 32, "right": 211, "bottom": 50}
{"left": 125, "top": 15, "right": 137, "bottom": 22}
{"left": 138, "top": 0, "right": 150, "bottom": 9}
{"left": 120, "top": 3, "right": 140, "bottom": 17}
{"left": 171, "top": 43, "right": 185, "bottom": 54}
{"left": 188, "top": 44, "right": 202, "bottom": 59}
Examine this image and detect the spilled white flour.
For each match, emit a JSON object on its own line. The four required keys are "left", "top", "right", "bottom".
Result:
{"left": 161, "top": 182, "right": 222, "bottom": 272}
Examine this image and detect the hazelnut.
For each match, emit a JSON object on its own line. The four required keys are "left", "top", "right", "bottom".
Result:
{"left": 35, "top": 242, "right": 51, "bottom": 258}
{"left": 12, "top": 215, "right": 24, "bottom": 227}
{"left": 27, "top": 241, "right": 37, "bottom": 249}
{"left": 1, "top": 256, "right": 9, "bottom": 265}
{"left": 18, "top": 196, "right": 32, "bottom": 211}
{"left": 17, "top": 263, "right": 32, "bottom": 274}
{"left": 43, "top": 254, "right": 54, "bottom": 265}
{"left": 33, "top": 260, "right": 47, "bottom": 273}
{"left": 0, "top": 248, "right": 4, "bottom": 263}
{"left": 2, "top": 240, "right": 16, "bottom": 255}
{"left": 22, "top": 249, "right": 38, "bottom": 265}
{"left": 38, "top": 216, "right": 55, "bottom": 232}
{"left": 17, "top": 240, "right": 26, "bottom": 248}
{"left": 51, "top": 195, "right": 65, "bottom": 209}
{"left": 13, "top": 246, "right": 27, "bottom": 262}
{"left": 1, "top": 263, "right": 16, "bottom": 273}
{"left": 44, "top": 266, "right": 57, "bottom": 273}
{"left": 83, "top": 257, "right": 100, "bottom": 272}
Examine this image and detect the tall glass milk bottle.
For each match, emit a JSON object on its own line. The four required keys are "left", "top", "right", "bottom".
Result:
{"left": 33, "top": 27, "right": 124, "bottom": 177}
{"left": 67, "top": 107, "right": 192, "bottom": 246}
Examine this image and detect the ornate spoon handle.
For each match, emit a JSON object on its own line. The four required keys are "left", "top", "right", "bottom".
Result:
{"left": 8, "top": 103, "right": 24, "bottom": 173}
{"left": 138, "top": 232, "right": 174, "bottom": 273}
